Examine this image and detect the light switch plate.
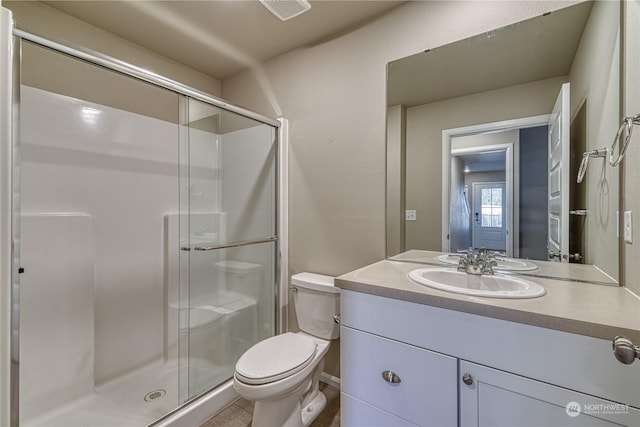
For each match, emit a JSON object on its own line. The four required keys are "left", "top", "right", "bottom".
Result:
{"left": 405, "top": 210, "right": 416, "bottom": 221}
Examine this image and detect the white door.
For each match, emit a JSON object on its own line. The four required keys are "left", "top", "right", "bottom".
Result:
{"left": 548, "top": 83, "right": 570, "bottom": 262}
{"left": 472, "top": 182, "right": 507, "bottom": 251}
{"left": 459, "top": 361, "right": 640, "bottom": 426}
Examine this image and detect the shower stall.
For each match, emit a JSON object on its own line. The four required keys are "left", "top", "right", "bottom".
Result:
{"left": 0, "top": 9, "right": 286, "bottom": 427}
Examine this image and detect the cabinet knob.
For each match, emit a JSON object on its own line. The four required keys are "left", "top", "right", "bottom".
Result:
{"left": 462, "top": 373, "right": 474, "bottom": 385}
{"left": 612, "top": 336, "right": 640, "bottom": 365}
{"left": 381, "top": 370, "right": 401, "bottom": 384}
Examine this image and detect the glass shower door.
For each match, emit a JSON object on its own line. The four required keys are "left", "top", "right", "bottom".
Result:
{"left": 179, "top": 97, "right": 278, "bottom": 401}
{"left": 17, "top": 41, "right": 183, "bottom": 426}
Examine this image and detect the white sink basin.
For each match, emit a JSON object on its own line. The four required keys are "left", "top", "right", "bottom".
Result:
{"left": 408, "top": 268, "right": 546, "bottom": 299}
{"left": 435, "top": 254, "right": 538, "bottom": 271}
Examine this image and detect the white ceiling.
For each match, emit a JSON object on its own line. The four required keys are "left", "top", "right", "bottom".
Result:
{"left": 39, "top": 0, "right": 406, "bottom": 80}
{"left": 456, "top": 151, "right": 506, "bottom": 173}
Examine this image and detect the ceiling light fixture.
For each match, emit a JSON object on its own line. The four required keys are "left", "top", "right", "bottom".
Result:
{"left": 259, "top": 0, "right": 311, "bottom": 21}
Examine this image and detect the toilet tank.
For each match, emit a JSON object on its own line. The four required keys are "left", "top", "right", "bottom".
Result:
{"left": 291, "top": 272, "right": 340, "bottom": 340}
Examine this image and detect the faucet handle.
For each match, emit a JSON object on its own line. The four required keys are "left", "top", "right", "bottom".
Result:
{"left": 457, "top": 247, "right": 477, "bottom": 259}
{"left": 477, "top": 248, "right": 487, "bottom": 258}
{"left": 481, "top": 259, "right": 498, "bottom": 275}
{"left": 488, "top": 250, "right": 506, "bottom": 258}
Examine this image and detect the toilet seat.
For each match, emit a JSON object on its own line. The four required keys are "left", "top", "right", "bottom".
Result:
{"left": 235, "top": 332, "right": 317, "bottom": 385}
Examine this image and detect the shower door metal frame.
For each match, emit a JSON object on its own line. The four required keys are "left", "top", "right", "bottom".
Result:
{"left": 0, "top": 8, "right": 17, "bottom": 427}
{"left": 1, "top": 13, "right": 288, "bottom": 426}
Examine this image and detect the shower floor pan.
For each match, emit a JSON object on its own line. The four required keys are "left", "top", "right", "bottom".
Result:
{"left": 22, "top": 358, "right": 229, "bottom": 427}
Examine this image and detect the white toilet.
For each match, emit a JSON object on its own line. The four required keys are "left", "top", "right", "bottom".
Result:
{"left": 233, "top": 272, "right": 340, "bottom": 427}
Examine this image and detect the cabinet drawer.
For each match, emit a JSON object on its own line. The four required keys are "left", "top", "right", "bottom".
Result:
{"left": 341, "top": 326, "right": 457, "bottom": 426}
{"left": 341, "top": 392, "right": 418, "bottom": 426}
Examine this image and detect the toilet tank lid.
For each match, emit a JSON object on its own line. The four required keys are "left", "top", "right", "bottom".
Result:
{"left": 291, "top": 272, "right": 339, "bottom": 293}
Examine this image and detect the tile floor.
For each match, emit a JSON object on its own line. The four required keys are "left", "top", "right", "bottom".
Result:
{"left": 200, "top": 382, "right": 340, "bottom": 427}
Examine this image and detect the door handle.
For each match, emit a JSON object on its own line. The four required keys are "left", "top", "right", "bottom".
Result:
{"left": 548, "top": 251, "right": 561, "bottom": 260}
{"left": 562, "top": 253, "right": 582, "bottom": 261}
{"left": 549, "top": 252, "right": 582, "bottom": 261}
{"left": 569, "top": 209, "right": 588, "bottom": 216}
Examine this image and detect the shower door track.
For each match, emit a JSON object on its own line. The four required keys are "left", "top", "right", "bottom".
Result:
{"left": 12, "top": 27, "right": 280, "bottom": 128}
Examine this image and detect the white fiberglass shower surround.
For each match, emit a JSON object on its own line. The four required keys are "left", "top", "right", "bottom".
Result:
{"left": 0, "top": 8, "right": 288, "bottom": 427}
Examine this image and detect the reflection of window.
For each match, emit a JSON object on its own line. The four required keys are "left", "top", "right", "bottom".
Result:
{"left": 481, "top": 187, "right": 502, "bottom": 227}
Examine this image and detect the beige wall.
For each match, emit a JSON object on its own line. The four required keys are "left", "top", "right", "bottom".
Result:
{"left": 386, "top": 104, "right": 406, "bottom": 256}
{"left": 568, "top": 0, "right": 620, "bottom": 281}
{"left": 223, "top": 0, "right": 574, "bottom": 275}
{"left": 4, "top": 1, "right": 220, "bottom": 96}
{"left": 221, "top": 1, "right": 578, "bottom": 378}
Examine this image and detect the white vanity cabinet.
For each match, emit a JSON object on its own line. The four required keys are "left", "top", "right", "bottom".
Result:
{"left": 339, "top": 289, "right": 640, "bottom": 427}
{"left": 460, "top": 361, "right": 640, "bottom": 426}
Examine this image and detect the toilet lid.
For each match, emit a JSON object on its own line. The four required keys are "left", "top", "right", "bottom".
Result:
{"left": 235, "top": 332, "right": 317, "bottom": 385}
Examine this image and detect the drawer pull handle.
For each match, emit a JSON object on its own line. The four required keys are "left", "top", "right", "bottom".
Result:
{"left": 381, "top": 370, "right": 401, "bottom": 384}
{"left": 613, "top": 336, "right": 640, "bottom": 365}
{"left": 462, "top": 373, "right": 474, "bottom": 386}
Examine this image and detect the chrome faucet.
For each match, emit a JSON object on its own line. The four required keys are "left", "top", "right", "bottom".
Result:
{"left": 457, "top": 248, "right": 498, "bottom": 275}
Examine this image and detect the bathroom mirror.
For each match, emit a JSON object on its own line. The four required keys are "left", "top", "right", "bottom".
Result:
{"left": 386, "top": 1, "right": 621, "bottom": 284}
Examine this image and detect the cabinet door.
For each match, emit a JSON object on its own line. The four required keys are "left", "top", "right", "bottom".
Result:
{"left": 460, "top": 361, "right": 640, "bottom": 427}
{"left": 341, "top": 326, "right": 457, "bottom": 426}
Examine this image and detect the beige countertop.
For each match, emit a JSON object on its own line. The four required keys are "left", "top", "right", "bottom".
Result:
{"left": 336, "top": 256, "right": 640, "bottom": 343}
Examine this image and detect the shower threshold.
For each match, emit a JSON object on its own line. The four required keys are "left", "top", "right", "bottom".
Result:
{"left": 21, "top": 358, "right": 228, "bottom": 427}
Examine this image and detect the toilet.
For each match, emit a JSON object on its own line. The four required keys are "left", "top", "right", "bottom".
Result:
{"left": 233, "top": 272, "right": 340, "bottom": 427}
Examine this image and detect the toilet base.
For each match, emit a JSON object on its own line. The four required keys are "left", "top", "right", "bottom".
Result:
{"left": 250, "top": 375, "right": 328, "bottom": 427}
{"left": 301, "top": 389, "right": 327, "bottom": 426}
{"left": 251, "top": 378, "right": 310, "bottom": 427}
{"left": 252, "top": 390, "right": 328, "bottom": 427}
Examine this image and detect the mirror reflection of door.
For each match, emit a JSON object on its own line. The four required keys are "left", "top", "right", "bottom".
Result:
{"left": 446, "top": 122, "right": 555, "bottom": 261}
{"left": 547, "top": 83, "right": 570, "bottom": 263}
{"left": 473, "top": 182, "right": 506, "bottom": 251}
{"left": 449, "top": 146, "right": 509, "bottom": 255}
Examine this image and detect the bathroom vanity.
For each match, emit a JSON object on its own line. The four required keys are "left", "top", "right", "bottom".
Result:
{"left": 336, "top": 258, "right": 640, "bottom": 426}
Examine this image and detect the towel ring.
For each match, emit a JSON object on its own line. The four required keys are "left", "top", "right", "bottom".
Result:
{"left": 609, "top": 114, "right": 640, "bottom": 167}
{"left": 577, "top": 148, "right": 607, "bottom": 183}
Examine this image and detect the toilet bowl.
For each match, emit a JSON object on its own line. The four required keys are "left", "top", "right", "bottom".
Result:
{"left": 233, "top": 273, "right": 340, "bottom": 427}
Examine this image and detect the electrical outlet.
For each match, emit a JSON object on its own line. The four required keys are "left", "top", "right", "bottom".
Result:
{"left": 405, "top": 210, "right": 416, "bottom": 221}
{"left": 624, "top": 211, "right": 633, "bottom": 244}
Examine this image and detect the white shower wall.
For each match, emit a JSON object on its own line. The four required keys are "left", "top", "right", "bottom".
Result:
{"left": 20, "top": 85, "right": 180, "bottom": 387}
{"left": 19, "top": 85, "right": 277, "bottom": 422}
{"left": 220, "top": 124, "right": 276, "bottom": 244}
